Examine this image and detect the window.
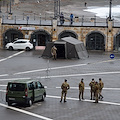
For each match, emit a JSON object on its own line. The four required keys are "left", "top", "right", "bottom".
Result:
{"left": 34, "top": 82, "right": 38, "bottom": 89}
{"left": 14, "top": 41, "right": 22, "bottom": 44}
{"left": 9, "top": 83, "right": 25, "bottom": 91}
{"left": 21, "top": 41, "right": 27, "bottom": 43}
{"left": 28, "top": 82, "right": 34, "bottom": 90}
{"left": 37, "top": 82, "right": 42, "bottom": 88}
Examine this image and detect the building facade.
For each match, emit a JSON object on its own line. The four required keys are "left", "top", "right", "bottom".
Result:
{"left": 0, "top": 18, "right": 120, "bottom": 51}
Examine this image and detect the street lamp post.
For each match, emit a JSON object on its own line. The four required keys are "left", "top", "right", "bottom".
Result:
{"left": 109, "top": 0, "right": 112, "bottom": 20}
{"left": 0, "top": 0, "right": 2, "bottom": 13}
{"left": 9, "top": 0, "right": 12, "bottom": 14}
{"left": 54, "top": 0, "right": 60, "bottom": 19}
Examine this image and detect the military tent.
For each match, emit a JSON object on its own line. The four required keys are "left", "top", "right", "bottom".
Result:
{"left": 42, "top": 37, "right": 88, "bottom": 59}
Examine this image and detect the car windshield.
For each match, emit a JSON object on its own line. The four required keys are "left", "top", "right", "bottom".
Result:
{"left": 8, "top": 83, "right": 25, "bottom": 91}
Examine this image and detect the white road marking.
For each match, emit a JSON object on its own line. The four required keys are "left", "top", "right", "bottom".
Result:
{"left": 13, "top": 63, "right": 87, "bottom": 75}
{"left": 47, "top": 95, "right": 120, "bottom": 106}
{"left": 0, "top": 77, "right": 31, "bottom": 81}
{"left": 13, "top": 58, "right": 120, "bottom": 76}
{"left": 0, "top": 90, "right": 5, "bottom": 92}
{"left": 0, "top": 85, "right": 7, "bottom": 87}
{"left": 0, "top": 86, "right": 120, "bottom": 91}
{"left": 0, "top": 51, "right": 25, "bottom": 62}
{"left": 0, "top": 103, "right": 53, "bottom": 120}
{"left": 39, "top": 71, "right": 120, "bottom": 79}
{"left": 0, "top": 74, "right": 8, "bottom": 77}
{"left": 56, "top": 87, "right": 120, "bottom": 90}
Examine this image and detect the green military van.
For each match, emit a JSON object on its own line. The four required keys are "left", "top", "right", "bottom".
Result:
{"left": 6, "top": 79, "right": 46, "bottom": 106}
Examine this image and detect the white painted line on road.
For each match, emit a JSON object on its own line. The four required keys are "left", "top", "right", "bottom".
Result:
{"left": 39, "top": 71, "right": 120, "bottom": 79}
{"left": 13, "top": 58, "right": 120, "bottom": 76}
{"left": 13, "top": 63, "right": 87, "bottom": 75}
{"left": 0, "top": 51, "right": 25, "bottom": 62}
{"left": 56, "top": 87, "right": 120, "bottom": 90}
{"left": 47, "top": 95, "right": 120, "bottom": 106}
{"left": 0, "top": 77, "right": 31, "bottom": 81}
{"left": 0, "top": 90, "right": 6, "bottom": 92}
{"left": 0, "top": 103, "right": 53, "bottom": 120}
{"left": 0, "top": 74, "right": 8, "bottom": 77}
{"left": 14, "top": 68, "right": 47, "bottom": 75}
{"left": 0, "top": 85, "right": 7, "bottom": 87}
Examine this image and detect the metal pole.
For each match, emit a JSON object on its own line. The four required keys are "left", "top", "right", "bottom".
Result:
{"left": 34, "top": 13, "right": 35, "bottom": 20}
{"left": 7, "top": 4, "right": 8, "bottom": 13}
{"left": 0, "top": 2, "right": 1, "bottom": 13}
{"left": 109, "top": 0, "right": 112, "bottom": 20}
{"left": 54, "top": 0, "right": 58, "bottom": 19}
{"left": 23, "top": 13, "right": 24, "bottom": 20}
{"left": 40, "top": 13, "right": 41, "bottom": 25}
{"left": 9, "top": 0, "right": 12, "bottom": 14}
{"left": 15, "top": 16, "right": 16, "bottom": 24}
{"left": 94, "top": 15, "right": 96, "bottom": 26}
{"left": 59, "top": 0, "right": 60, "bottom": 15}
{"left": 81, "top": 15, "right": 84, "bottom": 26}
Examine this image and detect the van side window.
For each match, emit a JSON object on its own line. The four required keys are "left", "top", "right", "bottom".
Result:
{"left": 34, "top": 82, "right": 38, "bottom": 89}
{"left": 37, "top": 82, "right": 42, "bottom": 88}
{"left": 28, "top": 82, "right": 34, "bottom": 90}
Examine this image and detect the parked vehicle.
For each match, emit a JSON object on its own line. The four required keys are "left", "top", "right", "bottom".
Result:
{"left": 6, "top": 79, "right": 46, "bottom": 107}
{"left": 5, "top": 39, "right": 33, "bottom": 51}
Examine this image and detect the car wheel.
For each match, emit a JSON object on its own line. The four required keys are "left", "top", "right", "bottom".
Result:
{"left": 42, "top": 94, "right": 46, "bottom": 101}
{"left": 28, "top": 99, "right": 32, "bottom": 107}
{"left": 26, "top": 47, "right": 30, "bottom": 51}
{"left": 9, "top": 46, "right": 13, "bottom": 51}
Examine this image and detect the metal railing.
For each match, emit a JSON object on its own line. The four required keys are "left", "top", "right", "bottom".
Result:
{"left": 1, "top": 14, "right": 120, "bottom": 27}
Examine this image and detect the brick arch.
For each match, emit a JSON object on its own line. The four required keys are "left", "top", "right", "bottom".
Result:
{"left": 86, "top": 31, "right": 105, "bottom": 50}
{"left": 58, "top": 30, "right": 78, "bottom": 40}
{"left": 114, "top": 32, "right": 120, "bottom": 51}
{"left": 30, "top": 29, "right": 51, "bottom": 46}
{"left": 3, "top": 28, "right": 23, "bottom": 47}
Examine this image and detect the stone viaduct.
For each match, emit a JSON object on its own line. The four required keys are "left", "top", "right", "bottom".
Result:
{"left": 0, "top": 17, "right": 120, "bottom": 51}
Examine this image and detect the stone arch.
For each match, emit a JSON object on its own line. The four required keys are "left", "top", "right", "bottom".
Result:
{"left": 30, "top": 29, "right": 51, "bottom": 46}
{"left": 86, "top": 31, "right": 105, "bottom": 50}
{"left": 114, "top": 32, "right": 120, "bottom": 51}
{"left": 58, "top": 30, "right": 78, "bottom": 39}
{"left": 3, "top": 28, "right": 23, "bottom": 47}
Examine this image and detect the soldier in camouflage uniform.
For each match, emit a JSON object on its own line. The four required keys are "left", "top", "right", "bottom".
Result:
{"left": 79, "top": 78, "right": 85, "bottom": 100}
{"left": 51, "top": 45, "right": 57, "bottom": 60}
{"left": 94, "top": 81, "right": 99, "bottom": 103}
{"left": 89, "top": 78, "right": 95, "bottom": 100}
{"left": 60, "top": 79, "right": 70, "bottom": 102}
{"left": 98, "top": 78, "right": 104, "bottom": 100}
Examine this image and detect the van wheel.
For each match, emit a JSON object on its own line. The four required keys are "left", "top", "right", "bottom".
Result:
{"left": 42, "top": 94, "right": 45, "bottom": 101}
{"left": 28, "top": 99, "right": 32, "bottom": 107}
{"left": 8, "top": 101, "right": 12, "bottom": 106}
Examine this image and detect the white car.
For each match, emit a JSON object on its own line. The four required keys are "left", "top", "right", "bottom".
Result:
{"left": 5, "top": 39, "right": 33, "bottom": 51}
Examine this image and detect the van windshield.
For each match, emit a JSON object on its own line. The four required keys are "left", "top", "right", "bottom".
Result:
{"left": 8, "top": 83, "right": 25, "bottom": 91}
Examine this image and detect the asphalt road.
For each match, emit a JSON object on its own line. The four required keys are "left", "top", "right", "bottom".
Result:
{"left": 0, "top": 49, "right": 120, "bottom": 120}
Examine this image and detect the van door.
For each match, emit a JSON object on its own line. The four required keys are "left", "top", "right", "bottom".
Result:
{"left": 34, "top": 82, "right": 41, "bottom": 101}
{"left": 37, "top": 82, "right": 45, "bottom": 100}
{"left": 7, "top": 83, "right": 26, "bottom": 103}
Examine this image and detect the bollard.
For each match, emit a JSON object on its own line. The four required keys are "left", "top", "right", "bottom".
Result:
{"left": 23, "top": 13, "right": 24, "bottom": 20}
{"left": 34, "top": 13, "right": 35, "bottom": 20}
{"left": 46, "top": 59, "right": 50, "bottom": 79}
{"left": 26, "top": 16, "right": 29, "bottom": 25}
{"left": 81, "top": 15, "right": 84, "bottom": 26}
{"left": 40, "top": 16, "right": 41, "bottom": 25}
{"left": 15, "top": 16, "right": 16, "bottom": 24}
{"left": 2, "top": 15, "right": 4, "bottom": 23}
